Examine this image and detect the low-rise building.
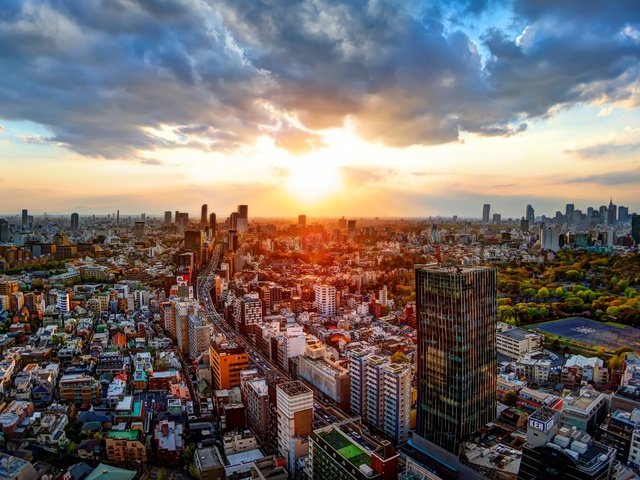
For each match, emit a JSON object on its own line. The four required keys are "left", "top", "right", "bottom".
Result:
{"left": 194, "top": 447, "right": 225, "bottom": 480}
{"left": 496, "top": 324, "right": 543, "bottom": 359}
{"left": 154, "top": 419, "right": 184, "bottom": 465}
{"left": 59, "top": 373, "right": 101, "bottom": 405}
{"left": 562, "top": 386, "right": 607, "bottom": 435}
{"left": 105, "top": 429, "right": 148, "bottom": 468}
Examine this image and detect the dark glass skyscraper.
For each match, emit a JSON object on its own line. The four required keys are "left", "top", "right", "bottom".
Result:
{"left": 70, "top": 212, "right": 79, "bottom": 231}
{"left": 415, "top": 265, "right": 497, "bottom": 454}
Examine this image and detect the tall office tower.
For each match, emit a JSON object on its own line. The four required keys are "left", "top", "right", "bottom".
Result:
{"left": 176, "top": 212, "right": 188, "bottom": 234}
{"left": 618, "top": 205, "right": 629, "bottom": 223}
{"left": 175, "top": 302, "right": 190, "bottom": 355}
{"left": 632, "top": 215, "right": 640, "bottom": 244}
{"left": 200, "top": 204, "right": 208, "bottom": 229}
{"left": 313, "top": 285, "right": 336, "bottom": 317}
{"left": 175, "top": 210, "right": 179, "bottom": 224}
{"left": 184, "top": 230, "right": 204, "bottom": 254}
{"left": 526, "top": 204, "right": 535, "bottom": 224}
{"left": 133, "top": 221, "right": 146, "bottom": 239}
{"left": 21, "top": 209, "right": 28, "bottom": 228}
{"left": 565, "top": 203, "right": 575, "bottom": 223}
{"left": 338, "top": 216, "right": 347, "bottom": 230}
{"left": 347, "top": 219, "right": 356, "bottom": 237}
{"left": 0, "top": 219, "right": 9, "bottom": 243}
{"left": 492, "top": 213, "right": 501, "bottom": 224}
{"left": 161, "top": 302, "right": 176, "bottom": 338}
{"left": 607, "top": 198, "right": 617, "bottom": 225}
{"left": 599, "top": 205, "right": 608, "bottom": 224}
{"left": 230, "top": 212, "right": 238, "bottom": 230}
{"left": 298, "top": 214, "right": 306, "bottom": 227}
{"left": 415, "top": 265, "right": 497, "bottom": 454}
{"left": 209, "top": 212, "right": 216, "bottom": 233}
{"left": 164, "top": 211, "right": 172, "bottom": 224}
{"left": 276, "top": 381, "right": 313, "bottom": 475}
{"left": 209, "top": 340, "right": 249, "bottom": 390}
{"left": 237, "top": 204, "right": 248, "bottom": 232}
{"left": 141, "top": 213, "right": 145, "bottom": 221}
{"left": 116, "top": 209, "right": 120, "bottom": 227}
{"left": 482, "top": 204, "right": 490, "bottom": 223}
{"left": 227, "top": 229, "right": 238, "bottom": 252}
{"left": 187, "top": 314, "right": 210, "bottom": 360}
{"left": 70, "top": 213, "right": 79, "bottom": 231}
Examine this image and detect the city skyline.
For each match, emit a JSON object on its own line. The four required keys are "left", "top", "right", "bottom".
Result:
{"left": 1, "top": 1, "right": 640, "bottom": 216}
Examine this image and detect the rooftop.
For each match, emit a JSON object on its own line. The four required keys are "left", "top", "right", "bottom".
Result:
{"left": 107, "top": 430, "right": 139, "bottom": 441}
{"left": 499, "top": 327, "right": 537, "bottom": 341}
{"left": 84, "top": 463, "right": 136, "bottom": 480}
{"left": 277, "top": 380, "right": 312, "bottom": 397}
{"left": 317, "top": 427, "right": 371, "bottom": 469}
{"left": 195, "top": 447, "right": 223, "bottom": 469}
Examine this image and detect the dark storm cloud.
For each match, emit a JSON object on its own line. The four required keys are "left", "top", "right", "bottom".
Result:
{"left": 0, "top": 0, "right": 638, "bottom": 158}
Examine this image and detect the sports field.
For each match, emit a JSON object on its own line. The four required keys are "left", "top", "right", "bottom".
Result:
{"left": 531, "top": 317, "right": 640, "bottom": 352}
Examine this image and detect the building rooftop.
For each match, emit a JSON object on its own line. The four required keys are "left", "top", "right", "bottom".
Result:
{"left": 84, "top": 463, "right": 136, "bottom": 480}
{"left": 226, "top": 449, "right": 264, "bottom": 467}
{"left": 195, "top": 447, "right": 223, "bottom": 469}
{"left": 277, "top": 380, "right": 312, "bottom": 397}
{"left": 107, "top": 430, "right": 139, "bottom": 441}
{"left": 499, "top": 327, "right": 536, "bottom": 341}
{"left": 317, "top": 427, "right": 371, "bottom": 469}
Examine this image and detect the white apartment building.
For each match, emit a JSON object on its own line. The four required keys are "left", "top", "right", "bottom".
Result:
{"left": 313, "top": 285, "right": 336, "bottom": 317}
{"left": 188, "top": 315, "right": 211, "bottom": 360}
{"left": 496, "top": 323, "right": 543, "bottom": 358}
{"left": 276, "top": 381, "right": 313, "bottom": 476}
{"left": 382, "top": 362, "right": 412, "bottom": 442}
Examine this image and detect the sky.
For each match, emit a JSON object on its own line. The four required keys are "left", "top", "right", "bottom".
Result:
{"left": 1, "top": 0, "right": 639, "bottom": 218}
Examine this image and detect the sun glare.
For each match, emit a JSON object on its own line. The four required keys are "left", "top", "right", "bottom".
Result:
{"left": 286, "top": 162, "right": 342, "bottom": 203}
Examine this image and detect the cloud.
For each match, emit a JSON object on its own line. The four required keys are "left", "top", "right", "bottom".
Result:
{"left": 567, "top": 168, "right": 640, "bottom": 185}
{"left": 18, "top": 134, "right": 52, "bottom": 145}
{"left": 0, "top": 0, "right": 638, "bottom": 158}
{"left": 340, "top": 166, "right": 395, "bottom": 187}
{"left": 565, "top": 142, "right": 640, "bottom": 158}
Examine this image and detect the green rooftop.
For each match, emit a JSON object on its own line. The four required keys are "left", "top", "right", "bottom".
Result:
{"left": 85, "top": 463, "right": 136, "bottom": 480}
{"left": 107, "top": 430, "right": 139, "bottom": 440}
{"left": 319, "top": 428, "right": 371, "bottom": 468}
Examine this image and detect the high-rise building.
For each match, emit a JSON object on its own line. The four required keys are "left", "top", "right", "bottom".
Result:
{"left": 70, "top": 213, "right": 79, "bottom": 231}
{"left": 164, "top": 211, "right": 172, "bottom": 224}
{"left": 201, "top": 204, "right": 208, "bottom": 229}
{"left": 565, "top": 203, "right": 575, "bottom": 223}
{"left": 347, "top": 219, "right": 356, "bottom": 236}
{"left": 133, "top": 221, "right": 146, "bottom": 239}
{"left": 618, "top": 205, "right": 629, "bottom": 223}
{"left": 608, "top": 198, "right": 617, "bottom": 226}
{"left": 209, "top": 340, "right": 249, "bottom": 390}
{"left": 632, "top": 215, "right": 640, "bottom": 244}
{"left": 188, "top": 315, "right": 211, "bottom": 360}
{"left": 492, "top": 213, "right": 501, "bottom": 224}
{"left": 237, "top": 204, "right": 248, "bottom": 232}
{"left": 599, "top": 205, "right": 608, "bottom": 225}
{"left": 298, "top": 214, "right": 306, "bottom": 227}
{"left": 526, "top": 204, "right": 535, "bottom": 224}
{"left": 209, "top": 212, "right": 216, "bottom": 233}
{"left": 175, "top": 302, "right": 190, "bottom": 355}
{"left": 415, "top": 265, "right": 497, "bottom": 454}
{"left": 482, "top": 204, "right": 490, "bottom": 223}
{"left": 0, "top": 219, "right": 9, "bottom": 243}
{"left": 184, "top": 230, "right": 204, "bottom": 258}
{"left": 276, "top": 381, "right": 313, "bottom": 476}
{"left": 338, "top": 217, "right": 347, "bottom": 230}
{"left": 21, "top": 209, "right": 28, "bottom": 229}
{"left": 313, "top": 285, "right": 336, "bottom": 317}
{"left": 233, "top": 294, "right": 262, "bottom": 335}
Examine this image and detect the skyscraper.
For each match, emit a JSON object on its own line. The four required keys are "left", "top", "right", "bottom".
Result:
{"left": 618, "top": 205, "right": 629, "bottom": 223}
{"left": 482, "top": 204, "right": 490, "bottom": 223}
{"left": 526, "top": 204, "right": 535, "bottom": 224}
{"left": 133, "top": 221, "right": 146, "bottom": 239}
{"left": 415, "top": 265, "right": 497, "bottom": 454}
{"left": 276, "top": 381, "right": 313, "bottom": 476}
{"left": 164, "top": 211, "right": 172, "bottom": 224}
{"left": 21, "top": 209, "right": 28, "bottom": 229}
{"left": 298, "top": 214, "right": 306, "bottom": 227}
{"left": 565, "top": 203, "right": 575, "bottom": 222}
{"left": 209, "top": 212, "right": 216, "bottom": 233}
{"left": 0, "top": 219, "right": 8, "bottom": 243}
{"left": 237, "top": 204, "right": 248, "bottom": 232}
{"left": 200, "top": 204, "right": 208, "bottom": 229}
{"left": 632, "top": 215, "right": 640, "bottom": 244}
{"left": 607, "top": 198, "right": 617, "bottom": 226}
{"left": 70, "top": 213, "right": 79, "bottom": 231}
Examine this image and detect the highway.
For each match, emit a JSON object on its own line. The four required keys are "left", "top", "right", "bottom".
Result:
{"left": 196, "top": 244, "right": 351, "bottom": 429}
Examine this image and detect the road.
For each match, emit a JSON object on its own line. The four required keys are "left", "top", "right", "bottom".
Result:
{"left": 196, "top": 244, "right": 350, "bottom": 428}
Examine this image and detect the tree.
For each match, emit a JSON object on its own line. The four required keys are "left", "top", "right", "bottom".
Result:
{"left": 66, "top": 441, "right": 78, "bottom": 456}
{"left": 503, "top": 390, "right": 517, "bottom": 406}
{"left": 537, "top": 287, "right": 550, "bottom": 300}
{"left": 391, "top": 351, "right": 410, "bottom": 364}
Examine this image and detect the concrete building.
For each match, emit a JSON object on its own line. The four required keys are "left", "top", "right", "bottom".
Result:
{"left": 309, "top": 424, "right": 398, "bottom": 480}
{"left": 562, "top": 386, "right": 607, "bottom": 435}
{"left": 518, "top": 407, "right": 614, "bottom": 480}
{"left": 188, "top": 315, "right": 211, "bottom": 360}
{"left": 209, "top": 340, "right": 249, "bottom": 390}
{"left": 245, "top": 379, "right": 271, "bottom": 442}
{"left": 105, "top": 430, "right": 148, "bottom": 468}
{"left": 313, "top": 285, "right": 336, "bottom": 317}
{"left": 0, "top": 453, "right": 37, "bottom": 480}
{"left": 59, "top": 373, "right": 101, "bottom": 404}
{"left": 194, "top": 446, "right": 225, "bottom": 480}
{"left": 382, "top": 362, "right": 412, "bottom": 443}
{"left": 276, "top": 381, "right": 313, "bottom": 476}
{"left": 496, "top": 324, "right": 543, "bottom": 359}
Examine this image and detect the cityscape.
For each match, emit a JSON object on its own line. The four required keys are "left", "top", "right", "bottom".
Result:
{"left": 1, "top": 2, "right": 640, "bottom": 480}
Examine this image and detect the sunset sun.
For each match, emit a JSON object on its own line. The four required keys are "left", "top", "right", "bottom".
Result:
{"left": 286, "top": 162, "right": 342, "bottom": 203}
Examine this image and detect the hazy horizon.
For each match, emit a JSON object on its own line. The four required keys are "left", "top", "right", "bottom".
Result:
{"left": 1, "top": 1, "right": 639, "bottom": 216}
